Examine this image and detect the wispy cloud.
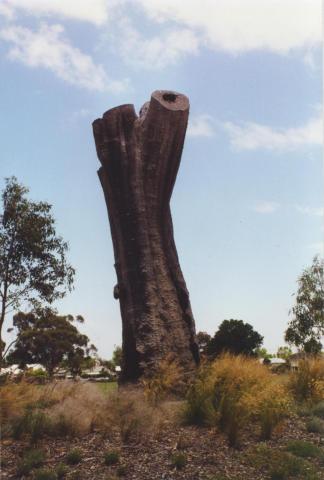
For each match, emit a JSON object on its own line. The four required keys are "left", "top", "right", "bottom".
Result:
{"left": 116, "top": 20, "right": 199, "bottom": 69}
{"left": 0, "top": 23, "right": 128, "bottom": 92}
{"left": 223, "top": 114, "right": 322, "bottom": 151}
{"left": 136, "top": 0, "right": 321, "bottom": 55}
{"left": 253, "top": 202, "right": 280, "bottom": 214}
{"left": 187, "top": 114, "right": 215, "bottom": 138}
{"left": 0, "top": 0, "right": 113, "bottom": 25}
{"left": 295, "top": 206, "right": 324, "bottom": 216}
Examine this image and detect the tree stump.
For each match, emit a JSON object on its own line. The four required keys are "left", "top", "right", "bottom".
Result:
{"left": 92, "top": 90, "right": 199, "bottom": 382}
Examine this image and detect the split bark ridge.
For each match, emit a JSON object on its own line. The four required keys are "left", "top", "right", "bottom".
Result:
{"left": 92, "top": 90, "right": 199, "bottom": 382}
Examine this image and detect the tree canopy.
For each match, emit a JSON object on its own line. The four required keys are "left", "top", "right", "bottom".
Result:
{"left": 207, "top": 319, "right": 263, "bottom": 357}
{"left": 7, "top": 310, "right": 96, "bottom": 376}
{"left": 285, "top": 255, "right": 324, "bottom": 354}
{"left": 0, "top": 177, "right": 75, "bottom": 353}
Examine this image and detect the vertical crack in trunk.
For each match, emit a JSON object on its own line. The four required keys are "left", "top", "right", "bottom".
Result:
{"left": 92, "top": 90, "right": 199, "bottom": 382}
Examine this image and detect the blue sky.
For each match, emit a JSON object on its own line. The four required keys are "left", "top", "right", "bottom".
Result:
{"left": 0, "top": 0, "right": 323, "bottom": 358}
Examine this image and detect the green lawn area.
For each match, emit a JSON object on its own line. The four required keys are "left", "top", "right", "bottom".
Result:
{"left": 97, "top": 382, "right": 117, "bottom": 394}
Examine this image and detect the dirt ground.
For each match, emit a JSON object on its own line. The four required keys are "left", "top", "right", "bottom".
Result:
{"left": 2, "top": 412, "right": 324, "bottom": 480}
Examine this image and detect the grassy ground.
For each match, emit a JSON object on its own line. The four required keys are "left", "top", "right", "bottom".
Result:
{"left": 96, "top": 382, "right": 117, "bottom": 394}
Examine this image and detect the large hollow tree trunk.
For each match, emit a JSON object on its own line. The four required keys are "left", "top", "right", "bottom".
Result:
{"left": 92, "top": 90, "right": 199, "bottom": 382}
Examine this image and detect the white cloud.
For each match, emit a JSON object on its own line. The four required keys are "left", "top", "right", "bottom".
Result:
{"left": 223, "top": 114, "right": 323, "bottom": 151}
{"left": 253, "top": 202, "right": 280, "bottom": 214}
{"left": 0, "top": 3, "right": 14, "bottom": 19}
{"left": 0, "top": 23, "right": 128, "bottom": 92}
{"left": 0, "top": 0, "right": 114, "bottom": 25}
{"left": 187, "top": 114, "right": 215, "bottom": 138}
{"left": 116, "top": 20, "right": 199, "bottom": 69}
{"left": 135, "top": 0, "right": 321, "bottom": 54}
{"left": 296, "top": 206, "right": 324, "bottom": 216}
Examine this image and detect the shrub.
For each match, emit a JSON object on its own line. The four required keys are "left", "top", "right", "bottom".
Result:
{"left": 55, "top": 463, "right": 68, "bottom": 479}
{"left": 312, "top": 401, "right": 324, "bottom": 419}
{"left": 289, "top": 357, "right": 324, "bottom": 402}
{"left": 255, "top": 383, "right": 292, "bottom": 440}
{"left": 248, "top": 445, "right": 319, "bottom": 480}
{"left": 285, "top": 440, "right": 323, "bottom": 459}
{"left": 182, "top": 365, "right": 215, "bottom": 426}
{"left": 66, "top": 449, "right": 82, "bottom": 465}
{"left": 16, "top": 449, "right": 46, "bottom": 476}
{"left": 306, "top": 417, "right": 324, "bottom": 434}
{"left": 142, "top": 354, "right": 184, "bottom": 404}
{"left": 11, "top": 409, "right": 52, "bottom": 442}
{"left": 34, "top": 469, "right": 58, "bottom": 480}
{"left": 184, "top": 355, "right": 292, "bottom": 447}
{"left": 104, "top": 450, "right": 119, "bottom": 466}
{"left": 170, "top": 452, "right": 187, "bottom": 470}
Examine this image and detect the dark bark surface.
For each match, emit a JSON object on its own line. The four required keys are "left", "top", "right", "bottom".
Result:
{"left": 92, "top": 90, "right": 199, "bottom": 382}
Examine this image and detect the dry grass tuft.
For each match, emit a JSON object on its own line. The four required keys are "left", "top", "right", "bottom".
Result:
{"left": 184, "top": 354, "right": 292, "bottom": 446}
{"left": 142, "top": 354, "right": 185, "bottom": 405}
{"left": 289, "top": 357, "right": 324, "bottom": 402}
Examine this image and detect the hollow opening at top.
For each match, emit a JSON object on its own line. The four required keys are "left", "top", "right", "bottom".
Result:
{"left": 163, "top": 93, "right": 177, "bottom": 103}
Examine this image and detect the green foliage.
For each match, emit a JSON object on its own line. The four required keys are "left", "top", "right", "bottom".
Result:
{"left": 8, "top": 311, "right": 95, "bottom": 376}
{"left": 11, "top": 409, "right": 51, "bottom": 442}
{"left": 249, "top": 444, "right": 319, "bottom": 480}
{"left": 207, "top": 319, "right": 263, "bottom": 358}
{"left": 312, "top": 400, "right": 324, "bottom": 419}
{"left": 104, "top": 450, "right": 120, "bottom": 466}
{"left": 306, "top": 417, "right": 324, "bottom": 434}
{"left": 16, "top": 449, "right": 46, "bottom": 476}
{"left": 285, "top": 440, "right": 324, "bottom": 459}
{"left": 55, "top": 463, "right": 68, "bottom": 479}
{"left": 276, "top": 346, "right": 293, "bottom": 361}
{"left": 182, "top": 365, "right": 215, "bottom": 426}
{"left": 112, "top": 346, "right": 123, "bottom": 367}
{"left": 196, "top": 331, "right": 212, "bottom": 356}
{"left": 170, "top": 452, "right": 187, "bottom": 470}
{"left": 285, "top": 255, "right": 324, "bottom": 353}
{"left": 0, "top": 176, "right": 75, "bottom": 354}
{"left": 66, "top": 448, "right": 82, "bottom": 465}
{"left": 34, "top": 469, "right": 58, "bottom": 480}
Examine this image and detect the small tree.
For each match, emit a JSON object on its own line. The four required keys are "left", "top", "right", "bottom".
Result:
{"left": 7, "top": 310, "right": 96, "bottom": 376}
{"left": 111, "top": 345, "right": 123, "bottom": 368}
{"left": 0, "top": 177, "right": 75, "bottom": 354}
{"left": 207, "top": 319, "right": 263, "bottom": 358}
{"left": 276, "top": 346, "right": 293, "bottom": 361}
{"left": 285, "top": 255, "right": 324, "bottom": 354}
{"left": 196, "top": 331, "right": 211, "bottom": 356}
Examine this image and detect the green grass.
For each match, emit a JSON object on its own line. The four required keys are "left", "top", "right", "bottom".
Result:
{"left": 104, "top": 450, "right": 119, "bottom": 466}
{"left": 312, "top": 401, "right": 324, "bottom": 420}
{"left": 66, "top": 449, "right": 82, "bottom": 465}
{"left": 307, "top": 417, "right": 324, "bottom": 434}
{"left": 17, "top": 449, "right": 46, "bottom": 476}
{"left": 247, "top": 444, "right": 320, "bottom": 480}
{"left": 170, "top": 452, "right": 187, "bottom": 470}
{"left": 97, "top": 382, "right": 118, "bottom": 394}
{"left": 286, "top": 440, "right": 324, "bottom": 459}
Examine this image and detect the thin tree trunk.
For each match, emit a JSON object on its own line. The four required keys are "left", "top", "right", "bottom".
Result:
{"left": 93, "top": 90, "right": 199, "bottom": 382}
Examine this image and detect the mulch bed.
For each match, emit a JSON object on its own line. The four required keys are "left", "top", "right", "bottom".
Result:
{"left": 2, "top": 414, "right": 324, "bottom": 479}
